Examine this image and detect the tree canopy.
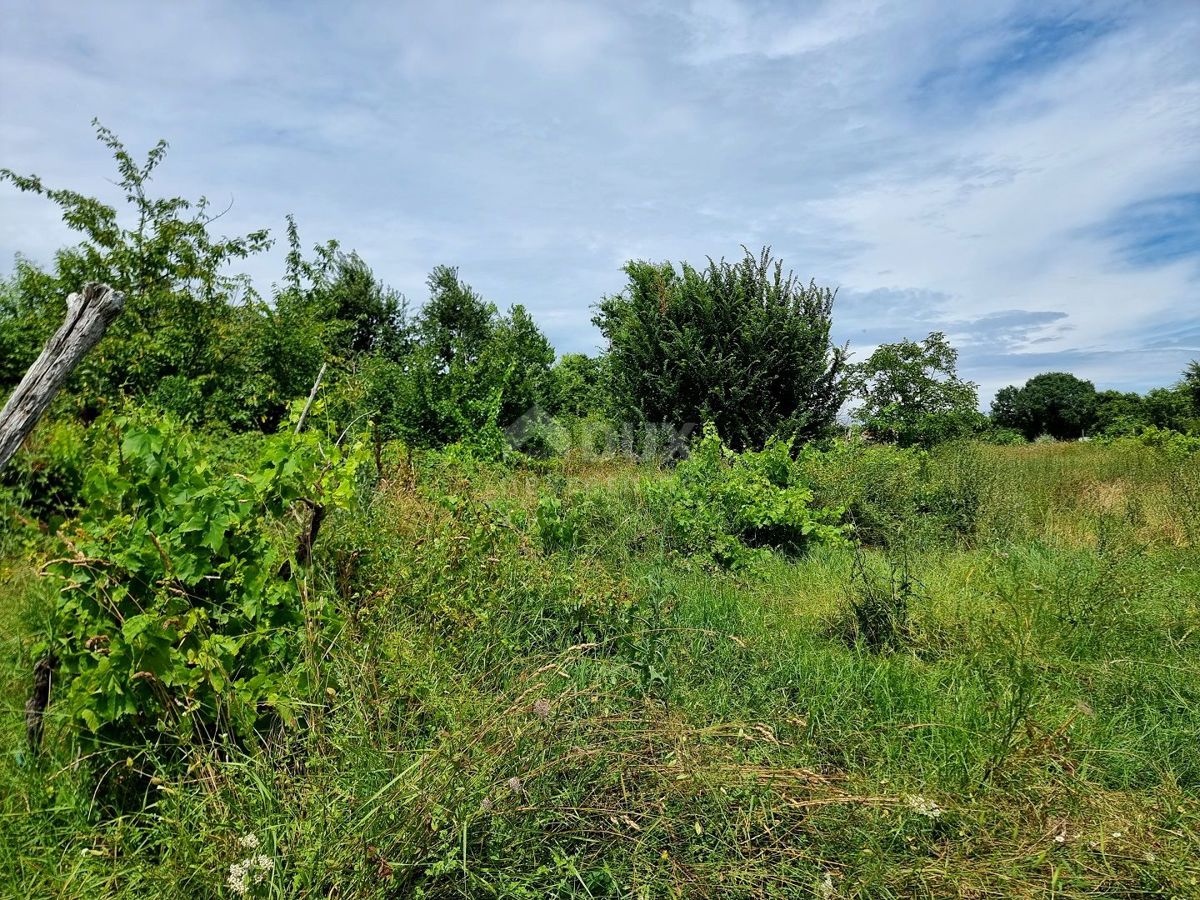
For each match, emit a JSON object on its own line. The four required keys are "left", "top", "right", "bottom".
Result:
{"left": 594, "top": 247, "right": 847, "bottom": 449}
{"left": 992, "top": 372, "right": 1098, "bottom": 440}
{"left": 849, "top": 331, "right": 981, "bottom": 447}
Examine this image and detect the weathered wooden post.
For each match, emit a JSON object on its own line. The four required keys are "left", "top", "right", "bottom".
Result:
{"left": 0, "top": 282, "right": 124, "bottom": 471}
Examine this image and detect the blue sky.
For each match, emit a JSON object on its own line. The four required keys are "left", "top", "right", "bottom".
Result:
{"left": 1, "top": 0, "right": 1198, "bottom": 404}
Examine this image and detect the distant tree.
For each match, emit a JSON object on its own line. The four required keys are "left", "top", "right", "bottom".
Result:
{"left": 368, "top": 267, "right": 555, "bottom": 449}
{"left": 990, "top": 385, "right": 1021, "bottom": 432}
{"left": 549, "top": 353, "right": 609, "bottom": 417}
{"left": 222, "top": 220, "right": 413, "bottom": 431}
{"left": 418, "top": 265, "right": 496, "bottom": 370}
{"left": 991, "top": 372, "right": 1098, "bottom": 440}
{"left": 484, "top": 303, "right": 556, "bottom": 428}
{"left": 1143, "top": 385, "right": 1197, "bottom": 433}
{"left": 1093, "top": 389, "right": 1148, "bottom": 436}
{"left": 849, "top": 331, "right": 982, "bottom": 447}
{"left": 1184, "top": 360, "right": 1200, "bottom": 414}
{"left": 594, "top": 247, "right": 847, "bottom": 449}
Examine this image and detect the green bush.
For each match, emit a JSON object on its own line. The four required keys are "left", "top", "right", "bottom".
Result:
{"left": 799, "top": 439, "right": 927, "bottom": 545}
{"left": 595, "top": 247, "right": 847, "bottom": 449}
{"left": 0, "top": 417, "right": 89, "bottom": 523}
{"left": 41, "top": 417, "right": 365, "bottom": 748}
{"left": 649, "top": 424, "right": 847, "bottom": 567}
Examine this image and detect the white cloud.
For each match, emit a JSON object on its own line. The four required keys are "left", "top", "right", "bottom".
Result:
{"left": 1, "top": 0, "right": 1197, "bottom": 399}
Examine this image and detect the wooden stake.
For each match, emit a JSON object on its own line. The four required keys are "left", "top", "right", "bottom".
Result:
{"left": 0, "top": 283, "right": 124, "bottom": 470}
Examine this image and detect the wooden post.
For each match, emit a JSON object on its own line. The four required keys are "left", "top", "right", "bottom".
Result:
{"left": 0, "top": 282, "right": 124, "bottom": 470}
{"left": 294, "top": 362, "right": 327, "bottom": 435}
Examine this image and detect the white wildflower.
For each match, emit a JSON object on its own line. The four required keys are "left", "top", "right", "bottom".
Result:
{"left": 507, "top": 776, "right": 523, "bottom": 794}
{"left": 227, "top": 861, "right": 249, "bottom": 896}
{"left": 1054, "top": 833, "right": 1066, "bottom": 844}
{"left": 905, "top": 795, "right": 943, "bottom": 819}
{"left": 226, "top": 846, "right": 274, "bottom": 895}
{"left": 532, "top": 698, "right": 551, "bottom": 720}
{"left": 819, "top": 871, "right": 836, "bottom": 898}
{"left": 254, "top": 854, "right": 273, "bottom": 883}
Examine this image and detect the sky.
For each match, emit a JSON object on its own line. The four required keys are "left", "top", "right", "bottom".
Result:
{"left": 1, "top": 0, "right": 1198, "bottom": 405}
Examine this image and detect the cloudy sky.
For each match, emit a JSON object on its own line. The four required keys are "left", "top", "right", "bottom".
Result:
{"left": 2, "top": 0, "right": 1198, "bottom": 403}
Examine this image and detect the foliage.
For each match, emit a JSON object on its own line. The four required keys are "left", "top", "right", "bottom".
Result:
{"left": 846, "top": 549, "right": 921, "bottom": 651}
{"left": 0, "top": 418, "right": 89, "bottom": 524}
{"left": 366, "top": 266, "right": 555, "bottom": 450}
{"left": 1109, "top": 424, "right": 1200, "bottom": 457}
{"left": 0, "top": 121, "right": 272, "bottom": 423}
{"left": 1092, "top": 388, "right": 1149, "bottom": 436}
{"left": 1143, "top": 383, "right": 1199, "bottom": 434}
{"left": 595, "top": 247, "right": 847, "bottom": 450}
{"left": 649, "top": 424, "right": 848, "bottom": 567}
{"left": 41, "top": 417, "right": 365, "bottom": 748}
{"left": 849, "top": 331, "right": 982, "bottom": 447}
{"left": 991, "top": 371, "right": 1099, "bottom": 440}
{"left": 547, "top": 352, "right": 608, "bottom": 418}
{"left": 1186, "top": 360, "right": 1200, "bottom": 413}
{"left": 976, "top": 425, "right": 1026, "bottom": 445}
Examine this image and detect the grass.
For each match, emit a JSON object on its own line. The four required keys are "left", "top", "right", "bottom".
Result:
{"left": 2, "top": 439, "right": 1199, "bottom": 897}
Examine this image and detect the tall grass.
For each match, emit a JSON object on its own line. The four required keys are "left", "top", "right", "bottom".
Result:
{"left": 1, "top": 441, "right": 1198, "bottom": 897}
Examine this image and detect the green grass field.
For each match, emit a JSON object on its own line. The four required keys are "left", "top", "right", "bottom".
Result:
{"left": 3, "top": 439, "right": 1199, "bottom": 898}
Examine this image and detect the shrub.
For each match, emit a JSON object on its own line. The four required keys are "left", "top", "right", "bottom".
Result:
{"left": 649, "top": 425, "right": 848, "bottom": 568}
{"left": 846, "top": 550, "right": 923, "bottom": 651}
{"left": 595, "top": 247, "right": 847, "bottom": 450}
{"left": 978, "top": 426, "right": 1026, "bottom": 446}
{"left": 41, "top": 417, "right": 366, "bottom": 748}
{"left": 798, "top": 440, "right": 927, "bottom": 545}
{"left": 0, "top": 417, "right": 89, "bottom": 524}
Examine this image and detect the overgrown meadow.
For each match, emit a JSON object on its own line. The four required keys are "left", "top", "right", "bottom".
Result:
{"left": 2, "top": 126, "right": 1200, "bottom": 898}
{"left": 3, "top": 425, "right": 1199, "bottom": 898}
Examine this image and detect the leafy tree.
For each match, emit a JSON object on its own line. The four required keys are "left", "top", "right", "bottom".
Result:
{"left": 549, "top": 353, "right": 609, "bottom": 417}
{"left": 0, "top": 121, "right": 272, "bottom": 423}
{"left": 0, "top": 262, "right": 65, "bottom": 389}
{"left": 1184, "top": 360, "right": 1200, "bottom": 414}
{"left": 1093, "top": 389, "right": 1148, "bottom": 436}
{"left": 418, "top": 264, "right": 496, "bottom": 369}
{"left": 1144, "top": 385, "right": 1197, "bottom": 433}
{"left": 223, "top": 220, "right": 413, "bottom": 431}
{"left": 849, "top": 331, "right": 982, "bottom": 447}
{"left": 594, "top": 247, "right": 847, "bottom": 449}
{"left": 484, "top": 303, "right": 556, "bottom": 428}
{"left": 991, "top": 372, "right": 1098, "bottom": 440}
{"left": 366, "top": 267, "right": 555, "bottom": 450}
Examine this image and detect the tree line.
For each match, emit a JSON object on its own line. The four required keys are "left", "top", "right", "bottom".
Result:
{"left": 2, "top": 123, "right": 1198, "bottom": 455}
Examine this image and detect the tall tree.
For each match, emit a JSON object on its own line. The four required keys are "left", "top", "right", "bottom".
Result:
{"left": 991, "top": 372, "right": 1098, "bottom": 440}
{"left": 594, "top": 247, "right": 847, "bottom": 449}
{"left": 1184, "top": 360, "right": 1200, "bottom": 414}
{"left": 0, "top": 121, "right": 271, "bottom": 423}
{"left": 849, "top": 331, "right": 981, "bottom": 446}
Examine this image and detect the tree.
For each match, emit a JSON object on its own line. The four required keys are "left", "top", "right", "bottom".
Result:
{"left": 548, "top": 353, "right": 609, "bottom": 417}
{"left": 1143, "top": 385, "right": 1197, "bottom": 433}
{"left": 1, "top": 121, "right": 272, "bottom": 424}
{"left": 1184, "top": 360, "right": 1200, "bottom": 414}
{"left": 594, "top": 247, "right": 847, "bottom": 449}
{"left": 1093, "top": 389, "right": 1148, "bottom": 436}
{"left": 849, "top": 331, "right": 981, "bottom": 446}
{"left": 991, "top": 372, "right": 1098, "bottom": 440}
{"left": 367, "top": 267, "right": 555, "bottom": 450}
{"left": 418, "top": 265, "right": 496, "bottom": 370}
